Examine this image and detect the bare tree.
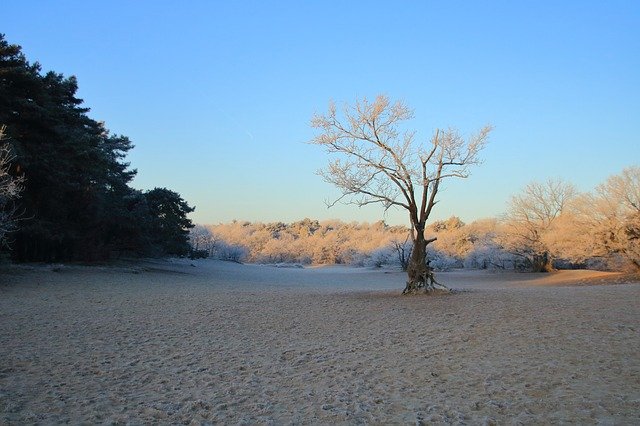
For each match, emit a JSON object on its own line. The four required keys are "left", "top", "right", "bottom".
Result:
{"left": 311, "top": 95, "right": 491, "bottom": 293}
{"left": 499, "top": 178, "right": 576, "bottom": 272}
{"left": 189, "top": 224, "right": 216, "bottom": 257}
{"left": 0, "top": 125, "right": 25, "bottom": 249}
{"left": 570, "top": 166, "right": 640, "bottom": 271}
{"left": 391, "top": 233, "right": 413, "bottom": 271}
{"left": 598, "top": 167, "right": 640, "bottom": 270}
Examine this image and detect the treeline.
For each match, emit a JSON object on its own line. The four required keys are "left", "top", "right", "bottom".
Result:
{"left": 191, "top": 219, "right": 409, "bottom": 265}
{"left": 190, "top": 218, "right": 514, "bottom": 270}
{"left": 0, "top": 35, "right": 194, "bottom": 262}
{"left": 193, "top": 166, "right": 639, "bottom": 273}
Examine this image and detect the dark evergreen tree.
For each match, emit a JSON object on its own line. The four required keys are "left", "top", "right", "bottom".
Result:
{"left": 144, "top": 188, "right": 195, "bottom": 256}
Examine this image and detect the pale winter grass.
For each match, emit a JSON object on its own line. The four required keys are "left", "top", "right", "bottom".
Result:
{"left": 0, "top": 260, "right": 638, "bottom": 424}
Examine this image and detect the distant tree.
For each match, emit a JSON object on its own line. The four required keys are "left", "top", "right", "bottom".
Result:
{"left": 499, "top": 178, "right": 576, "bottom": 272}
{"left": 391, "top": 233, "right": 412, "bottom": 271}
{"left": 0, "top": 126, "right": 24, "bottom": 249}
{"left": 290, "top": 218, "right": 321, "bottom": 238}
{"left": 145, "top": 188, "right": 195, "bottom": 256}
{"left": 311, "top": 95, "right": 491, "bottom": 293}
{"left": 430, "top": 216, "right": 465, "bottom": 233}
{"left": 594, "top": 166, "right": 640, "bottom": 271}
{"left": 427, "top": 216, "right": 476, "bottom": 262}
{"left": 567, "top": 166, "right": 640, "bottom": 272}
{"left": 190, "top": 224, "right": 216, "bottom": 257}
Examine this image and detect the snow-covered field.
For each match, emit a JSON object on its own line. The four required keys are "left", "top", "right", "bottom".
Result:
{"left": 1, "top": 260, "right": 639, "bottom": 424}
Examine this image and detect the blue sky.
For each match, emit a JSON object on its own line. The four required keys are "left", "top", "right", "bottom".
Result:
{"left": 4, "top": 1, "right": 639, "bottom": 226}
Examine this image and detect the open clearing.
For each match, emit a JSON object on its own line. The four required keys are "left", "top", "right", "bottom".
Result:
{"left": 1, "top": 260, "right": 639, "bottom": 424}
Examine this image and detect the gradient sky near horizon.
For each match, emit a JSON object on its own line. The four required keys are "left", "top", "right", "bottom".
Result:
{"left": 4, "top": 1, "right": 639, "bottom": 226}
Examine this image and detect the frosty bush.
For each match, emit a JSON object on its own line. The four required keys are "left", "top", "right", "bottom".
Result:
{"left": 426, "top": 246, "right": 460, "bottom": 271}
{"left": 463, "top": 244, "right": 518, "bottom": 270}
{"left": 213, "top": 240, "right": 248, "bottom": 263}
{"left": 189, "top": 225, "right": 248, "bottom": 263}
{"left": 364, "top": 246, "right": 396, "bottom": 268}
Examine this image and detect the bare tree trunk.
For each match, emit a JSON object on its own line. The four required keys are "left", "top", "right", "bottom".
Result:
{"left": 403, "top": 231, "right": 447, "bottom": 294}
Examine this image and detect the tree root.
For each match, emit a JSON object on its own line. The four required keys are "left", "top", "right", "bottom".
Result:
{"left": 402, "top": 269, "right": 450, "bottom": 295}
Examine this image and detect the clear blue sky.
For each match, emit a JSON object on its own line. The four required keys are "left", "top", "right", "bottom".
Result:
{"left": 4, "top": 1, "right": 639, "bottom": 226}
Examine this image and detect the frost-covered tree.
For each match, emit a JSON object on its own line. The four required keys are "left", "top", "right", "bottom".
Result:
{"left": 390, "top": 234, "right": 412, "bottom": 271}
{"left": 566, "top": 167, "right": 640, "bottom": 271}
{"left": 499, "top": 179, "right": 576, "bottom": 272}
{"left": 311, "top": 95, "right": 491, "bottom": 293}
{"left": 427, "top": 216, "right": 477, "bottom": 263}
{"left": 593, "top": 166, "right": 640, "bottom": 271}
{"left": 0, "top": 126, "right": 24, "bottom": 249}
{"left": 189, "top": 224, "right": 216, "bottom": 257}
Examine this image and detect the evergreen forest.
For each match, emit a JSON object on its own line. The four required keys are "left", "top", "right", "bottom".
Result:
{"left": 0, "top": 34, "right": 194, "bottom": 262}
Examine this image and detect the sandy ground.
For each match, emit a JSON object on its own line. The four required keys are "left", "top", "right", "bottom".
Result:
{"left": 0, "top": 260, "right": 639, "bottom": 424}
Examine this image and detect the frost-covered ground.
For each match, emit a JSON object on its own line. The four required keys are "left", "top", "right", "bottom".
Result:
{"left": 1, "top": 260, "right": 639, "bottom": 424}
